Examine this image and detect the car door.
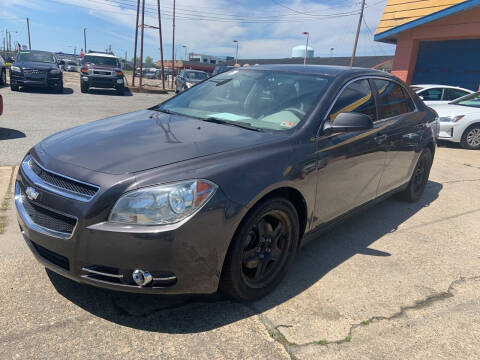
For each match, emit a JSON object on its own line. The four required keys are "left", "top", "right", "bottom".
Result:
{"left": 372, "top": 79, "right": 422, "bottom": 195}
{"left": 314, "top": 78, "right": 387, "bottom": 225}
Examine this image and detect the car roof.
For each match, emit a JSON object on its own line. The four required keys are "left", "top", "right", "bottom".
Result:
{"left": 234, "top": 64, "right": 392, "bottom": 77}
{"left": 85, "top": 52, "right": 118, "bottom": 58}
{"left": 413, "top": 84, "right": 473, "bottom": 91}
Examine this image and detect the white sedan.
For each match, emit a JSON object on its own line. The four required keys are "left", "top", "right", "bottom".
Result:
{"left": 428, "top": 92, "right": 480, "bottom": 149}
{"left": 412, "top": 84, "right": 473, "bottom": 105}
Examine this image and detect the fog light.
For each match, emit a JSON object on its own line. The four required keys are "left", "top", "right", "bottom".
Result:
{"left": 132, "top": 269, "right": 153, "bottom": 286}
{"left": 116, "top": 79, "right": 124, "bottom": 84}
{"left": 82, "top": 76, "right": 88, "bottom": 81}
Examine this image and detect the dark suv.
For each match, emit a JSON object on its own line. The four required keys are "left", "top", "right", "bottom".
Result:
{"left": 9, "top": 50, "right": 63, "bottom": 92}
{"left": 80, "top": 52, "right": 125, "bottom": 95}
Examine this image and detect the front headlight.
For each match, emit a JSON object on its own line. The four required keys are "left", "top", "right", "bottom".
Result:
{"left": 186, "top": 82, "right": 193, "bottom": 88}
{"left": 109, "top": 180, "right": 218, "bottom": 225}
{"left": 11, "top": 66, "right": 21, "bottom": 72}
{"left": 50, "top": 69, "right": 61, "bottom": 75}
{"left": 439, "top": 115, "right": 464, "bottom": 123}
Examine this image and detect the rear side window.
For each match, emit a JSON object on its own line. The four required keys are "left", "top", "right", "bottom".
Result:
{"left": 329, "top": 79, "right": 376, "bottom": 122}
{"left": 443, "top": 88, "right": 470, "bottom": 101}
{"left": 418, "top": 88, "right": 443, "bottom": 101}
{"left": 374, "top": 79, "right": 415, "bottom": 118}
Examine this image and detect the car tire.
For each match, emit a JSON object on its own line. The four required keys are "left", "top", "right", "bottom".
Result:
{"left": 80, "top": 83, "right": 88, "bottom": 93}
{"left": 396, "top": 147, "right": 433, "bottom": 203}
{"left": 56, "top": 82, "right": 64, "bottom": 94}
{"left": 116, "top": 86, "right": 124, "bottom": 95}
{"left": 0, "top": 69, "right": 6, "bottom": 85}
{"left": 220, "top": 197, "right": 300, "bottom": 301}
{"left": 460, "top": 124, "right": 480, "bottom": 150}
{"left": 10, "top": 83, "right": 19, "bottom": 91}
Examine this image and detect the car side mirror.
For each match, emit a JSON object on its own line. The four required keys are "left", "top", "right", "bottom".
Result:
{"left": 323, "top": 112, "right": 373, "bottom": 134}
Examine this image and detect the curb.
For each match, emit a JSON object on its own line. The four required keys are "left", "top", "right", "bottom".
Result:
{"left": 127, "top": 86, "right": 175, "bottom": 94}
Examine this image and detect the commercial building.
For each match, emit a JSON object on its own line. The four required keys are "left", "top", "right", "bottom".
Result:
{"left": 375, "top": 0, "right": 480, "bottom": 90}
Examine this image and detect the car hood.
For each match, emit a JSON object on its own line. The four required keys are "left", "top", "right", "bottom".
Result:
{"left": 39, "top": 110, "right": 278, "bottom": 175}
{"left": 427, "top": 103, "right": 480, "bottom": 117}
{"left": 16, "top": 61, "right": 58, "bottom": 70}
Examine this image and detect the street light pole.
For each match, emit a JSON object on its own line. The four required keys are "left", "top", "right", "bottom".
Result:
{"left": 171, "top": 0, "right": 176, "bottom": 89}
{"left": 83, "top": 27, "right": 87, "bottom": 54}
{"left": 233, "top": 40, "right": 238, "bottom": 65}
{"left": 302, "top": 31, "right": 309, "bottom": 65}
{"left": 157, "top": 0, "right": 165, "bottom": 89}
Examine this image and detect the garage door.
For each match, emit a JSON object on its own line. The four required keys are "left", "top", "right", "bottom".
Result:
{"left": 413, "top": 39, "right": 480, "bottom": 91}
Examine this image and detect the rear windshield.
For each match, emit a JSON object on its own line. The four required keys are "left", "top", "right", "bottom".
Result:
{"left": 83, "top": 55, "right": 119, "bottom": 67}
{"left": 17, "top": 51, "right": 56, "bottom": 64}
{"left": 185, "top": 71, "right": 208, "bottom": 80}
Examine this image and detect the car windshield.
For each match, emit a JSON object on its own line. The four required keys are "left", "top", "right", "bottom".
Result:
{"left": 185, "top": 71, "right": 208, "bottom": 80}
{"left": 83, "top": 55, "right": 119, "bottom": 67}
{"left": 17, "top": 51, "right": 55, "bottom": 64}
{"left": 450, "top": 92, "right": 480, "bottom": 107}
{"left": 156, "top": 69, "right": 332, "bottom": 131}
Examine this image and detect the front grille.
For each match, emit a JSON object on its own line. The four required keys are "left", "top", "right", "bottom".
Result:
{"left": 20, "top": 184, "right": 77, "bottom": 235}
{"left": 32, "top": 242, "right": 70, "bottom": 270}
{"left": 93, "top": 70, "right": 112, "bottom": 76}
{"left": 23, "top": 69, "right": 47, "bottom": 74}
{"left": 30, "top": 159, "right": 98, "bottom": 197}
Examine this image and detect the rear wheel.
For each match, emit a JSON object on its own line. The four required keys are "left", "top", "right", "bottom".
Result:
{"left": 0, "top": 69, "right": 6, "bottom": 85}
{"left": 220, "top": 198, "right": 299, "bottom": 301}
{"left": 56, "top": 81, "right": 64, "bottom": 93}
{"left": 80, "top": 82, "right": 88, "bottom": 93}
{"left": 10, "top": 83, "right": 19, "bottom": 91}
{"left": 460, "top": 124, "right": 480, "bottom": 150}
{"left": 396, "top": 147, "right": 432, "bottom": 203}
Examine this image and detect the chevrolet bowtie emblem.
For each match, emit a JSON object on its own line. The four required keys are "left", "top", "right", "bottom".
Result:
{"left": 25, "top": 187, "right": 39, "bottom": 201}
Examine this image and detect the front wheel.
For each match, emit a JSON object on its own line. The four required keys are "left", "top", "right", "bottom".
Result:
{"left": 396, "top": 147, "right": 433, "bottom": 203}
{"left": 10, "top": 83, "right": 19, "bottom": 91}
{"left": 80, "top": 82, "right": 88, "bottom": 93}
{"left": 220, "top": 198, "right": 299, "bottom": 301}
{"left": 460, "top": 124, "right": 480, "bottom": 150}
{"left": 55, "top": 81, "right": 64, "bottom": 93}
{"left": 115, "top": 86, "right": 124, "bottom": 95}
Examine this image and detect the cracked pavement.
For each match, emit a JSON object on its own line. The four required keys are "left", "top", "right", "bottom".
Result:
{"left": 1, "top": 82, "right": 480, "bottom": 359}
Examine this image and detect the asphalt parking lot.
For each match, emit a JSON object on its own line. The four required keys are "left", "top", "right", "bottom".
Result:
{"left": 1, "top": 76, "right": 480, "bottom": 359}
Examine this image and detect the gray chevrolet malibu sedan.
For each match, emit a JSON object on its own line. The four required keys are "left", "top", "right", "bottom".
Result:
{"left": 15, "top": 65, "right": 437, "bottom": 301}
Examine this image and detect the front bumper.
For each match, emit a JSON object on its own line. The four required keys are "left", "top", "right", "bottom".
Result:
{"left": 82, "top": 75, "right": 123, "bottom": 88}
{"left": 11, "top": 73, "right": 62, "bottom": 88}
{"left": 438, "top": 121, "right": 463, "bottom": 143}
{"left": 15, "top": 159, "right": 241, "bottom": 295}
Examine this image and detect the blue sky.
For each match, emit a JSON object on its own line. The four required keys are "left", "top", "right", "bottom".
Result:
{"left": 1, "top": 0, "right": 395, "bottom": 60}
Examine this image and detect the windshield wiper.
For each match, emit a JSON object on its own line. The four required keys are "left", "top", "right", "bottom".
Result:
{"left": 201, "top": 117, "right": 263, "bottom": 132}
{"left": 154, "top": 108, "right": 181, "bottom": 115}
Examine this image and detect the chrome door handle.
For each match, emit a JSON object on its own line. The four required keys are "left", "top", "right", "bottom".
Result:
{"left": 373, "top": 134, "right": 388, "bottom": 143}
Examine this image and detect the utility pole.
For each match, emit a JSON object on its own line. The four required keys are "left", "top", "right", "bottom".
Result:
{"left": 83, "top": 27, "right": 87, "bottom": 54}
{"left": 171, "top": 0, "right": 176, "bottom": 89}
{"left": 302, "top": 32, "right": 309, "bottom": 65}
{"left": 139, "top": 0, "right": 146, "bottom": 87}
{"left": 157, "top": 0, "right": 165, "bottom": 89}
{"left": 350, "top": 0, "right": 366, "bottom": 68}
{"left": 132, "top": 0, "right": 140, "bottom": 87}
{"left": 26, "top": 18, "right": 31, "bottom": 50}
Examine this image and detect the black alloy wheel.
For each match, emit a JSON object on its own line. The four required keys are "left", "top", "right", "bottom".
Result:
{"left": 396, "top": 147, "right": 432, "bottom": 203}
{"left": 221, "top": 198, "right": 299, "bottom": 301}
